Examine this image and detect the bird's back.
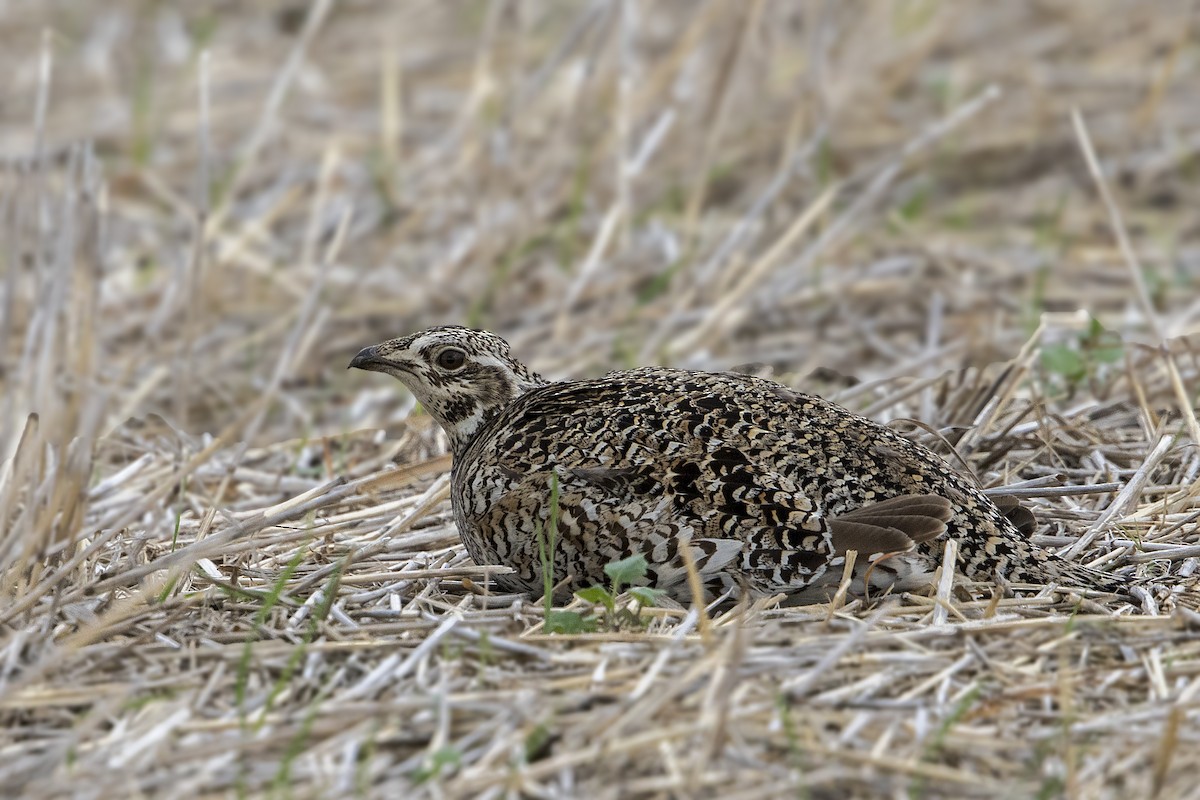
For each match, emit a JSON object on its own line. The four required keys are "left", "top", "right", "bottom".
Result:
{"left": 451, "top": 367, "right": 1087, "bottom": 599}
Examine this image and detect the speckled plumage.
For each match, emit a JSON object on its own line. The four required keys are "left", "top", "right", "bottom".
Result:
{"left": 350, "top": 326, "right": 1127, "bottom": 602}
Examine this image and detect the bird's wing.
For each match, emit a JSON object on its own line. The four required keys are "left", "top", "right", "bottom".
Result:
{"left": 826, "top": 494, "right": 952, "bottom": 556}
{"left": 466, "top": 448, "right": 747, "bottom": 595}
{"left": 472, "top": 377, "right": 955, "bottom": 594}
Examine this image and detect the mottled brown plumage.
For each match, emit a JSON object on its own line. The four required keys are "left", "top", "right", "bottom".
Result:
{"left": 350, "top": 326, "right": 1129, "bottom": 602}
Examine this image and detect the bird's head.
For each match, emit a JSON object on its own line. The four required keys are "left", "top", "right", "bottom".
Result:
{"left": 349, "top": 326, "right": 546, "bottom": 454}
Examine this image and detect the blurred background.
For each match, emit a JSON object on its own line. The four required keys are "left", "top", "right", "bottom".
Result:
{"left": 2, "top": 0, "right": 1197, "bottom": 459}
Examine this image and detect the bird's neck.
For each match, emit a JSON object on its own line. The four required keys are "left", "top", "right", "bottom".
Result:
{"left": 441, "top": 371, "right": 548, "bottom": 458}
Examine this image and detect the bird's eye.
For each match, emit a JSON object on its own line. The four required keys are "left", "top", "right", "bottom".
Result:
{"left": 435, "top": 348, "right": 467, "bottom": 371}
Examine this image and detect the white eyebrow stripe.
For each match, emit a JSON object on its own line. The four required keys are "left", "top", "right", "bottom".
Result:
{"left": 471, "top": 355, "right": 511, "bottom": 370}
{"left": 410, "top": 334, "right": 439, "bottom": 354}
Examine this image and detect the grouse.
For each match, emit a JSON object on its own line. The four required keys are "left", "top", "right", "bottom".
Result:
{"left": 350, "top": 326, "right": 1127, "bottom": 603}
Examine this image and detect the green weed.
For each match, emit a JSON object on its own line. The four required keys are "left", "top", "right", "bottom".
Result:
{"left": 573, "top": 553, "right": 666, "bottom": 630}
{"left": 1039, "top": 315, "right": 1123, "bottom": 395}
{"left": 410, "top": 746, "right": 462, "bottom": 784}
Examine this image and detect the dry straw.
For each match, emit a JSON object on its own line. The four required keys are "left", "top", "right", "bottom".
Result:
{"left": 1, "top": 3, "right": 1199, "bottom": 798}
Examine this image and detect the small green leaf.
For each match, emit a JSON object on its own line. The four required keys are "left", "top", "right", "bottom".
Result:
{"left": 1091, "top": 345, "right": 1123, "bottom": 365}
{"left": 544, "top": 610, "right": 598, "bottom": 634}
{"left": 524, "top": 724, "right": 555, "bottom": 762}
{"left": 898, "top": 181, "right": 928, "bottom": 221}
{"left": 1084, "top": 316, "right": 1124, "bottom": 363}
{"left": 575, "top": 586, "right": 615, "bottom": 611}
{"left": 604, "top": 554, "right": 649, "bottom": 590}
{"left": 1040, "top": 344, "right": 1086, "bottom": 381}
{"left": 411, "top": 746, "right": 462, "bottom": 784}
{"left": 637, "top": 256, "right": 687, "bottom": 305}
{"left": 629, "top": 586, "right": 666, "bottom": 607}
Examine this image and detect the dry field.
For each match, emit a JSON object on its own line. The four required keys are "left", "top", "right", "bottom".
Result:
{"left": 3, "top": 1, "right": 1200, "bottom": 797}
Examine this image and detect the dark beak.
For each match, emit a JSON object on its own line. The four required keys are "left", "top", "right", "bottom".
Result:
{"left": 348, "top": 345, "right": 383, "bottom": 371}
